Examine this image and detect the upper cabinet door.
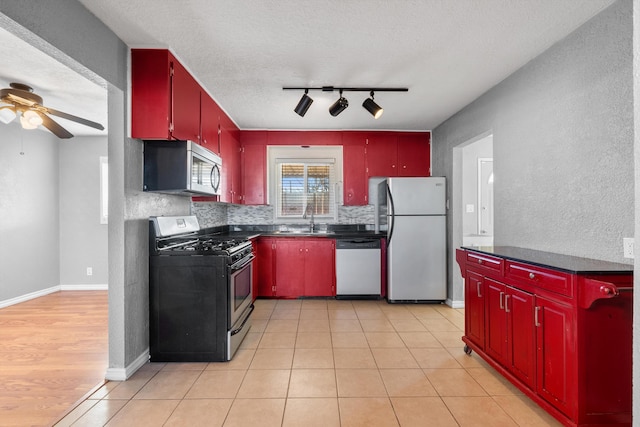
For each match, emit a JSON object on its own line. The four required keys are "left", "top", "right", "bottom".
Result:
{"left": 366, "top": 133, "right": 397, "bottom": 177}
{"left": 131, "top": 49, "right": 172, "bottom": 139}
{"left": 397, "top": 133, "right": 430, "bottom": 176}
{"left": 200, "top": 94, "right": 221, "bottom": 153}
{"left": 171, "top": 60, "right": 201, "bottom": 142}
{"left": 342, "top": 132, "right": 367, "bottom": 205}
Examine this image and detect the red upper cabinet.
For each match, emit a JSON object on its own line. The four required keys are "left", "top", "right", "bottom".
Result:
{"left": 131, "top": 48, "right": 225, "bottom": 150}
{"left": 365, "top": 133, "right": 397, "bottom": 177}
{"left": 219, "top": 115, "right": 242, "bottom": 204}
{"left": 342, "top": 132, "right": 367, "bottom": 205}
{"left": 171, "top": 59, "right": 201, "bottom": 142}
{"left": 397, "top": 133, "right": 430, "bottom": 176}
{"left": 131, "top": 49, "right": 173, "bottom": 139}
{"left": 241, "top": 131, "right": 267, "bottom": 205}
{"left": 200, "top": 93, "right": 221, "bottom": 154}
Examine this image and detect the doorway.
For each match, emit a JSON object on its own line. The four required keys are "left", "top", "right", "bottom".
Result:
{"left": 461, "top": 135, "right": 494, "bottom": 247}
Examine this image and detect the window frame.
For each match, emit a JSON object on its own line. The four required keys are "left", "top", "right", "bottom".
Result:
{"left": 267, "top": 146, "right": 343, "bottom": 223}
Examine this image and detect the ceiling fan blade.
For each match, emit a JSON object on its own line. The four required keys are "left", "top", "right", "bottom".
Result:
{"left": 45, "top": 107, "right": 105, "bottom": 130}
{"left": 38, "top": 112, "right": 74, "bottom": 139}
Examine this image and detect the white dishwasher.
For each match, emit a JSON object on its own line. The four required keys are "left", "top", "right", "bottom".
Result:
{"left": 335, "top": 238, "right": 381, "bottom": 298}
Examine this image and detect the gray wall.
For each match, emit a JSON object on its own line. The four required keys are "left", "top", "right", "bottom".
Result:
{"left": 433, "top": 0, "right": 634, "bottom": 303}
{"left": 0, "top": 0, "right": 190, "bottom": 377}
{"left": 0, "top": 124, "right": 59, "bottom": 301}
{"left": 59, "top": 136, "right": 108, "bottom": 285}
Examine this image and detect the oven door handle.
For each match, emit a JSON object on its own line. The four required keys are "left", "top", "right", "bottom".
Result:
{"left": 230, "top": 304, "right": 254, "bottom": 336}
{"left": 230, "top": 254, "right": 255, "bottom": 272}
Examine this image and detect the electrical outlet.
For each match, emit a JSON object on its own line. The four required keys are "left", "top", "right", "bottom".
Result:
{"left": 86, "top": 267, "right": 93, "bottom": 276}
{"left": 623, "top": 238, "right": 634, "bottom": 259}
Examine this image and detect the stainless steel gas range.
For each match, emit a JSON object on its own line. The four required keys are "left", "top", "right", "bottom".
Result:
{"left": 148, "top": 216, "right": 254, "bottom": 362}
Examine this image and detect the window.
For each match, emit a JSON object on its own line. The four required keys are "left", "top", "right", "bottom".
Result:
{"left": 100, "top": 156, "right": 108, "bottom": 224}
{"left": 268, "top": 146, "right": 342, "bottom": 222}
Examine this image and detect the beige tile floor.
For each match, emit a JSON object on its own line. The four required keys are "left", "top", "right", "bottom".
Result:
{"left": 55, "top": 299, "right": 562, "bottom": 427}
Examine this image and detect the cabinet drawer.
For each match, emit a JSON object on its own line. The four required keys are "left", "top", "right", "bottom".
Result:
{"left": 466, "top": 252, "right": 504, "bottom": 275}
{"left": 506, "top": 261, "right": 572, "bottom": 297}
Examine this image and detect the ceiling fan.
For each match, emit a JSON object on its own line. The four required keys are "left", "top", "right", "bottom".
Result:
{"left": 0, "top": 82, "right": 104, "bottom": 139}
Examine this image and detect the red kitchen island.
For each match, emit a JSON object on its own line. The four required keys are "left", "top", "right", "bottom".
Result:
{"left": 456, "top": 246, "right": 633, "bottom": 427}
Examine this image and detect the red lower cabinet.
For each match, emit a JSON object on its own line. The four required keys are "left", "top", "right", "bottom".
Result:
{"left": 464, "top": 271, "right": 486, "bottom": 350}
{"left": 256, "top": 237, "right": 335, "bottom": 298}
{"left": 456, "top": 248, "right": 632, "bottom": 427}
{"left": 535, "top": 295, "right": 574, "bottom": 417}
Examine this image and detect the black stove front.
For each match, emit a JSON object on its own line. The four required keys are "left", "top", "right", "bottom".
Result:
{"left": 148, "top": 216, "right": 254, "bottom": 362}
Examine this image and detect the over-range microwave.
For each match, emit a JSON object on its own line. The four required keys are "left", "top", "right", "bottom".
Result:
{"left": 143, "top": 140, "right": 222, "bottom": 196}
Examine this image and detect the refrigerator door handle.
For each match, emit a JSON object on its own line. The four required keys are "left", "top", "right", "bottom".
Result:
{"left": 387, "top": 183, "right": 395, "bottom": 244}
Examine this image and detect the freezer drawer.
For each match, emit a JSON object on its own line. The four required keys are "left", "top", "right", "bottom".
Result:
{"left": 336, "top": 239, "right": 381, "bottom": 297}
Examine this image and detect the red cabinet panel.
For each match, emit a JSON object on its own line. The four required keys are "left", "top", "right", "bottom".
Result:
{"left": 536, "top": 295, "right": 574, "bottom": 417}
{"left": 303, "top": 239, "right": 335, "bottom": 297}
{"left": 241, "top": 133, "right": 266, "bottom": 205}
{"left": 171, "top": 60, "right": 201, "bottom": 142}
{"left": 365, "top": 133, "right": 397, "bottom": 177}
{"left": 464, "top": 271, "right": 485, "bottom": 350}
{"left": 200, "top": 93, "right": 221, "bottom": 153}
{"left": 219, "top": 117, "right": 242, "bottom": 204}
{"left": 342, "top": 132, "right": 367, "bottom": 205}
{"left": 257, "top": 238, "right": 275, "bottom": 297}
{"left": 397, "top": 133, "right": 430, "bottom": 176}
{"left": 274, "top": 239, "right": 304, "bottom": 298}
{"left": 507, "top": 286, "right": 536, "bottom": 388}
{"left": 131, "top": 49, "right": 172, "bottom": 139}
{"left": 485, "top": 278, "right": 507, "bottom": 362}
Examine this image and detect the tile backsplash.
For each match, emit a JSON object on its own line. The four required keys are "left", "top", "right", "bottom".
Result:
{"left": 191, "top": 202, "right": 375, "bottom": 228}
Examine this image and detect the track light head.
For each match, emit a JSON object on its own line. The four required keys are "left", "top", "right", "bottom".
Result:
{"left": 329, "top": 90, "right": 348, "bottom": 117}
{"left": 294, "top": 89, "right": 313, "bottom": 117}
{"left": 362, "top": 91, "right": 383, "bottom": 119}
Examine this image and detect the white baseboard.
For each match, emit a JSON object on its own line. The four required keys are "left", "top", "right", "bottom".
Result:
{"left": 0, "top": 286, "right": 60, "bottom": 309}
{"left": 446, "top": 298, "right": 465, "bottom": 309}
{"left": 105, "top": 349, "right": 150, "bottom": 381}
{"left": 60, "top": 284, "right": 109, "bottom": 291}
{"left": 0, "top": 285, "right": 109, "bottom": 309}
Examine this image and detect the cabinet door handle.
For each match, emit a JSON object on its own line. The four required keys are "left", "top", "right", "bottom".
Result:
{"left": 478, "top": 259, "right": 483, "bottom": 265}
{"left": 476, "top": 282, "right": 482, "bottom": 298}
{"left": 534, "top": 306, "right": 541, "bottom": 326}
{"left": 529, "top": 272, "right": 536, "bottom": 280}
{"left": 499, "top": 291, "right": 505, "bottom": 309}
{"left": 504, "top": 294, "right": 510, "bottom": 313}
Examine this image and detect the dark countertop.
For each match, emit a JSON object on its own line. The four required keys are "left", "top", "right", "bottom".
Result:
{"left": 201, "top": 224, "right": 386, "bottom": 240}
{"left": 461, "top": 246, "right": 633, "bottom": 275}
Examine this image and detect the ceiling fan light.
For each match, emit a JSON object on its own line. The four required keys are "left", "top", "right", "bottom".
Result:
{"left": 0, "top": 106, "right": 16, "bottom": 124}
{"left": 23, "top": 109, "right": 43, "bottom": 127}
{"left": 363, "top": 96, "right": 383, "bottom": 119}
{"left": 329, "top": 92, "right": 349, "bottom": 117}
{"left": 294, "top": 90, "right": 313, "bottom": 117}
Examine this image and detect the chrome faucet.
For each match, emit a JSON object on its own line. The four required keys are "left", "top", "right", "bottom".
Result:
{"left": 303, "top": 204, "right": 315, "bottom": 232}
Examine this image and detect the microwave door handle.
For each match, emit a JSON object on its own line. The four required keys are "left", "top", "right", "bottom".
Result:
{"left": 211, "top": 163, "right": 220, "bottom": 192}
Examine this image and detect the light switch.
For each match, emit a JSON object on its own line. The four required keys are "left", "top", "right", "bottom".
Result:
{"left": 466, "top": 204, "right": 475, "bottom": 213}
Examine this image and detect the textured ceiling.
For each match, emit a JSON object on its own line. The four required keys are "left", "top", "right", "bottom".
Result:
{"left": 1, "top": 0, "right": 616, "bottom": 135}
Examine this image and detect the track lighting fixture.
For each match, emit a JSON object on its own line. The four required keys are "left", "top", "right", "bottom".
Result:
{"left": 362, "top": 91, "right": 383, "bottom": 119}
{"left": 294, "top": 89, "right": 313, "bottom": 117}
{"left": 329, "top": 90, "right": 348, "bottom": 117}
{"left": 284, "top": 86, "right": 406, "bottom": 118}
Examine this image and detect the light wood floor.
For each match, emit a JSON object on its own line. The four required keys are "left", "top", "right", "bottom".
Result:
{"left": 0, "top": 291, "right": 108, "bottom": 427}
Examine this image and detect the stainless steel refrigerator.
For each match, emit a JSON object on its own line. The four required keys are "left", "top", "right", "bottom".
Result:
{"left": 378, "top": 177, "right": 446, "bottom": 302}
